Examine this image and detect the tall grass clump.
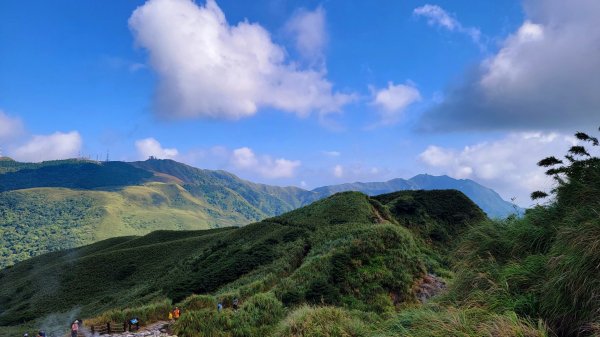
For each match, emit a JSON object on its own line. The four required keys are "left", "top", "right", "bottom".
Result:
{"left": 88, "top": 299, "right": 171, "bottom": 325}
{"left": 274, "top": 305, "right": 370, "bottom": 337}
{"left": 173, "top": 292, "right": 285, "bottom": 337}
{"left": 379, "top": 305, "right": 548, "bottom": 337}
{"left": 179, "top": 294, "right": 216, "bottom": 311}
{"left": 447, "top": 129, "right": 600, "bottom": 336}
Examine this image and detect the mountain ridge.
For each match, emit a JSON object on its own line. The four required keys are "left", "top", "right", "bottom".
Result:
{"left": 0, "top": 190, "right": 486, "bottom": 329}
{"left": 0, "top": 158, "right": 518, "bottom": 268}
{"left": 312, "top": 173, "right": 520, "bottom": 218}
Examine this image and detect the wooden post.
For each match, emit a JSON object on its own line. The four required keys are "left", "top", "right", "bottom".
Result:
{"left": 107, "top": 322, "right": 111, "bottom": 334}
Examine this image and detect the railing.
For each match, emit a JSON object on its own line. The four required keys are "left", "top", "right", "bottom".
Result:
{"left": 89, "top": 321, "right": 127, "bottom": 335}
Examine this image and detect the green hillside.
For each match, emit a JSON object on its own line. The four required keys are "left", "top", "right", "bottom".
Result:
{"left": 3, "top": 128, "right": 599, "bottom": 336}
{"left": 0, "top": 158, "right": 318, "bottom": 268}
{"left": 0, "top": 190, "right": 485, "bottom": 331}
{"left": 0, "top": 157, "right": 519, "bottom": 269}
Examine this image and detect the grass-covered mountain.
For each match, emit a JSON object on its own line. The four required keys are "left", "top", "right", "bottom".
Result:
{"left": 0, "top": 158, "right": 316, "bottom": 268}
{"left": 314, "top": 174, "right": 521, "bottom": 219}
{"left": 3, "top": 130, "right": 598, "bottom": 337}
{"left": 0, "top": 157, "right": 518, "bottom": 268}
{"left": 0, "top": 189, "right": 488, "bottom": 334}
{"left": 2, "top": 145, "right": 599, "bottom": 336}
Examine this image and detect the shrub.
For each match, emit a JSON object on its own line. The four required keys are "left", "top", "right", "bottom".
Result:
{"left": 88, "top": 299, "right": 171, "bottom": 326}
{"left": 380, "top": 305, "right": 548, "bottom": 337}
{"left": 274, "top": 305, "right": 369, "bottom": 337}
{"left": 179, "top": 294, "right": 216, "bottom": 311}
{"left": 172, "top": 293, "right": 284, "bottom": 337}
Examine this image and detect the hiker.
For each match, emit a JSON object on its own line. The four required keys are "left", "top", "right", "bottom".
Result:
{"left": 36, "top": 331, "right": 46, "bottom": 337}
{"left": 23, "top": 333, "right": 28, "bottom": 337}
{"left": 217, "top": 302, "right": 223, "bottom": 312}
{"left": 168, "top": 311, "right": 173, "bottom": 320}
{"left": 128, "top": 317, "right": 140, "bottom": 331}
{"left": 232, "top": 298, "right": 239, "bottom": 311}
{"left": 173, "top": 306, "right": 181, "bottom": 320}
{"left": 71, "top": 319, "right": 79, "bottom": 337}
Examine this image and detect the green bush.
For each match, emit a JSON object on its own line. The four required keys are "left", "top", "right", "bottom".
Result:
{"left": 274, "top": 306, "right": 369, "bottom": 337}
{"left": 89, "top": 299, "right": 172, "bottom": 326}
{"left": 173, "top": 293, "right": 285, "bottom": 337}
{"left": 379, "top": 305, "right": 548, "bottom": 337}
{"left": 179, "top": 294, "right": 216, "bottom": 311}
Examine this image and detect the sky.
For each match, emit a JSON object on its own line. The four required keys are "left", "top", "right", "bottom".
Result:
{"left": 1, "top": 0, "right": 599, "bottom": 207}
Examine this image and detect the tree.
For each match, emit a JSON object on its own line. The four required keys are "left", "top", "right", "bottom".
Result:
{"left": 531, "top": 129, "right": 600, "bottom": 200}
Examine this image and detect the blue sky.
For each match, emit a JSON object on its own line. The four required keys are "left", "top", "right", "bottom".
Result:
{"left": 1, "top": 0, "right": 599, "bottom": 206}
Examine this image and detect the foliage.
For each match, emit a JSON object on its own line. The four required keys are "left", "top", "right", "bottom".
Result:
{"left": 447, "top": 129, "right": 600, "bottom": 336}
{"left": 0, "top": 158, "right": 321, "bottom": 267}
{"left": 87, "top": 299, "right": 172, "bottom": 326}
{"left": 274, "top": 306, "right": 370, "bottom": 337}
{"left": 172, "top": 293, "right": 285, "bottom": 337}
{"left": 377, "top": 305, "right": 548, "bottom": 337}
{"left": 0, "top": 189, "right": 479, "bottom": 331}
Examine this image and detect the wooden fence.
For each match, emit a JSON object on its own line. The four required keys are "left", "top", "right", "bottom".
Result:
{"left": 89, "top": 321, "right": 127, "bottom": 335}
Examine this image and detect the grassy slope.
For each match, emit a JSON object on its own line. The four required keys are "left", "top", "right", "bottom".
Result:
{"left": 0, "top": 183, "right": 252, "bottom": 268}
{"left": 0, "top": 190, "right": 491, "bottom": 334}
{"left": 4, "top": 155, "right": 594, "bottom": 336}
{"left": 0, "top": 158, "right": 516, "bottom": 270}
{"left": 0, "top": 159, "right": 318, "bottom": 268}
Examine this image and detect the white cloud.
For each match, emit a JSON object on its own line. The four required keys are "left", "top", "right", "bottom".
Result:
{"left": 129, "top": 0, "right": 351, "bottom": 120}
{"left": 135, "top": 138, "right": 179, "bottom": 160}
{"left": 12, "top": 131, "right": 82, "bottom": 162}
{"left": 421, "top": 0, "right": 600, "bottom": 131}
{"left": 322, "top": 150, "right": 341, "bottom": 157}
{"left": 418, "top": 132, "right": 584, "bottom": 206}
{"left": 371, "top": 82, "right": 421, "bottom": 124}
{"left": 333, "top": 164, "right": 344, "bottom": 178}
{"left": 285, "top": 6, "right": 327, "bottom": 65}
{"left": 231, "top": 147, "right": 300, "bottom": 179}
{"left": 414, "top": 4, "right": 481, "bottom": 44}
{"left": 0, "top": 110, "right": 24, "bottom": 142}
{"left": 414, "top": 4, "right": 458, "bottom": 30}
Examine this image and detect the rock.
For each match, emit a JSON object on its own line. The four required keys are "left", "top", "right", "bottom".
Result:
{"left": 414, "top": 273, "right": 446, "bottom": 303}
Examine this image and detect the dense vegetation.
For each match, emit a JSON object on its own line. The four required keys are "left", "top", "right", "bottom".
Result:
{"left": 0, "top": 190, "right": 486, "bottom": 335}
{"left": 0, "top": 157, "right": 516, "bottom": 268}
{"left": 2, "top": 130, "right": 599, "bottom": 336}
{"left": 0, "top": 159, "right": 318, "bottom": 268}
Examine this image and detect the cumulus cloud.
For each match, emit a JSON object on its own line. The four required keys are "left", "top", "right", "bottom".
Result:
{"left": 285, "top": 6, "right": 327, "bottom": 65}
{"left": 371, "top": 82, "right": 421, "bottom": 124}
{"left": 420, "top": 0, "right": 600, "bottom": 131}
{"left": 414, "top": 4, "right": 481, "bottom": 44}
{"left": 129, "top": 0, "right": 351, "bottom": 120}
{"left": 231, "top": 147, "right": 300, "bottom": 179}
{"left": 0, "top": 110, "right": 24, "bottom": 142}
{"left": 135, "top": 138, "right": 179, "bottom": 159}
{"left": 12, "top": 131, "right": 82, "bottom": 162}
{"left": 418, "top": 132, "right": 583, "bottom": 206}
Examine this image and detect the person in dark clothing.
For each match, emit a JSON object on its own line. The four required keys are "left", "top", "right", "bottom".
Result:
{"left": 128, "top": 317, "right": 140, "bottom": 331}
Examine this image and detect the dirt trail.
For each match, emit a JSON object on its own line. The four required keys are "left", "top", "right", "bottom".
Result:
{"left": 371, "top": 206, "right": 386, "bottom": 223}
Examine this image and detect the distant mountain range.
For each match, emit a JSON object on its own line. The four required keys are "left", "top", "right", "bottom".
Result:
{"left": 0, "top": 157, "right": 519, "bottom": 267}
{"left": 313, "top": 174, "right": 522, "bottom": 219}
